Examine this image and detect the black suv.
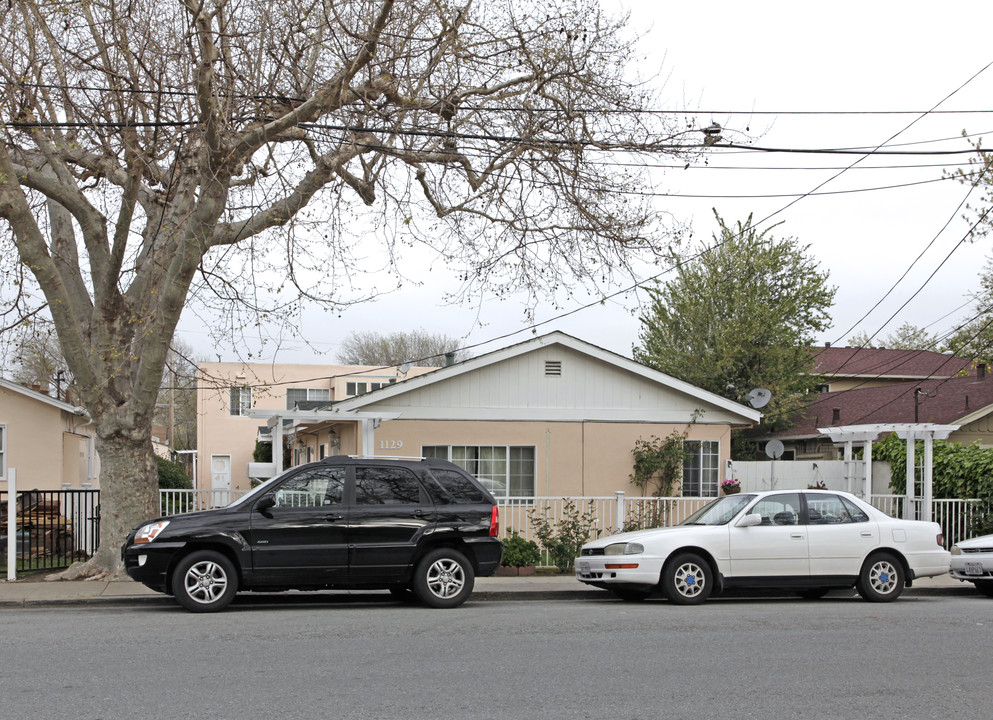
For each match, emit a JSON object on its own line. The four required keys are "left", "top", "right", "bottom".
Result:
{"left": 122, "top": 456, "right": 503, "bottom": 612}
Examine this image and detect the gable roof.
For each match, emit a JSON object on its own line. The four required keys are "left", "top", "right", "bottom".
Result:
{"left": 811, "top": 345, "right": 972, "bottom": 380}
{"left": 329, "top": 331, "right": 762, "bottom": 424}
{"left": 767, "top": 373, "right": 993, "bottom": 440}
{"left": 0, "top": 377, "right": 88, "bottom": 416}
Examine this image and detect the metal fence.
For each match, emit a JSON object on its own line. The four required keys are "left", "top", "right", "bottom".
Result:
{"left": 870, "top": 495, "right": 981, "bottom": 548}
{"left": 1, "top": 489, "right": 100, "bottom": 573}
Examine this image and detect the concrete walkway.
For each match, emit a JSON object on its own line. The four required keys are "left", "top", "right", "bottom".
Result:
{"left": 0, "top": 572, "right": 978, "bottom": 608}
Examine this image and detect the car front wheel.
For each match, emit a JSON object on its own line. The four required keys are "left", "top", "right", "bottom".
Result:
{"left": 172, "top": 550, "right": 239, "bottom": 613}
{"left": 413, "top": 548, "right": 475, "bottom": 608}
{"left": 661, "top": 552, "right": 712, "bottom": 605}
{"left": 856, "top": 553, "right": 904, "bottom": 602}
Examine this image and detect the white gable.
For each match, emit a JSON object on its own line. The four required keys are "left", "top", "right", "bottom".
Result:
{"left": 331, "top": 333, "right": 760, "bottom": 425}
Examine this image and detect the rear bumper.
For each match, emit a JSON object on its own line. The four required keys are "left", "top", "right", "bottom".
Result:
{"left": 466, "top": 537, "right": 504, "bottom": 576}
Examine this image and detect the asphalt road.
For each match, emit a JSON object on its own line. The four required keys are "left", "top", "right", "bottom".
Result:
{"left": 3, "top": 593, "right": 989, "bottom": 720}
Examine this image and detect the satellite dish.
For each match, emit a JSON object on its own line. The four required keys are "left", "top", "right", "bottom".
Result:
{"left": 747, "top": 388, "right": 772, "bottom": 409}
{"left": 398, "top": 362, "right": 412, "bottom": 375}
{"left": 765, "top": 439, "right": 785, "bottom": 460}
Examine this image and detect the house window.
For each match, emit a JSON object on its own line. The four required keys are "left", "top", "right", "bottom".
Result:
{"left": 345, "top": 381, "right": 391, "bottom": 396}
{"left": 229, "top": 386, "right": 251, "bottom": 416}
{"left": 682, "top": 440, "right": 719, "bottom": 497}
{"left": 0, "top": 424, "right": 5, "bottom": 481}
{"left": 285, "top": 388, "right": 330, "bottom": 409}
{"left": 802, "top": 439, "right": 819, "bottom": 455}
{"left": 422, "top": 445, "right": 536, "bottom": 503}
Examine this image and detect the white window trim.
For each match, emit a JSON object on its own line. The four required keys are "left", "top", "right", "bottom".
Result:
{"left": 682, "top": 439, "right": 720, "bottom": 498}
{"left": 285, "top": 387, "right": 331, "bottom": 409}
{"left": 421, "top": 444, "right": 537, "bottom": 502}
{"left": 0, "top": 423, "right": 6, "bottom": 481}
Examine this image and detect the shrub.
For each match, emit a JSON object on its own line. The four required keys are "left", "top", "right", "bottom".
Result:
{"left": 501, "top": 531, "right": 541, "bottom": 567}
{"left": 528, "top": 500, "right": 600, "bottom": 573}
{"left": 156, "top": 455, "right": 192, "bottom": 490}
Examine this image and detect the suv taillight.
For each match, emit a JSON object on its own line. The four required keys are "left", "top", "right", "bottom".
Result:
{"left": 489, "top": 506, "right": 499, "bottom": 537}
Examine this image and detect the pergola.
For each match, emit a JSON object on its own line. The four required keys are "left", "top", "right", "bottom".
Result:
{"left": 817, "top": 423, "right": 959, "bottom": 522}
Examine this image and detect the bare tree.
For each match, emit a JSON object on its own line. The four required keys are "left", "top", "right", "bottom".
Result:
{"left": 0, "top": 0, "right": 699, "bottom": 575}
{"left": 337, "top": 329, "right": 467, "bottom": 366}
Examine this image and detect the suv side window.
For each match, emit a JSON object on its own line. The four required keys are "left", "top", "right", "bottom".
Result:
{"left": 274, "top": 467, "right": 345, "bottom": 508}
{"left": 355, "top": 466, "right": 424, "bottom": 505}
{"left": 427, "top": 468, "right": 489, "bottom": 505}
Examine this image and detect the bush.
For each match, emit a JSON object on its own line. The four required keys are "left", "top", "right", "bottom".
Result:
{"left": 156, "top": 455, "right": 192, "bottom": 490}
{"left": 501, "top": 531, "right": 541, "bottom": 567}
{"left": 528, "top": 500, "right": 600, "bottom": 573}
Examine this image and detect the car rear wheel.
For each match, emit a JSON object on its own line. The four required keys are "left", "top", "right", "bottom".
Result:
{"left": 172, "top": 550, "right": 238, "bottom": 613}
{"left": 974, "top": 581, "right": 993, "bottom": 597}
{"left": 413, "top": 548, "right": 475, "bottom": 608}
{"left": 856, "top": 552, "right": 904, "bottom": 602}
{"left": 661, "top": 552, "right": 712, "bottom": 605}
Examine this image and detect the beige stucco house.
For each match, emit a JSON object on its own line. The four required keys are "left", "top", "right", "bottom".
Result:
{"left": 198, "top": 332, "right": 761, "bottom": 500}
{"left": 0, "top": 378, "right": 97, "bottom": 491}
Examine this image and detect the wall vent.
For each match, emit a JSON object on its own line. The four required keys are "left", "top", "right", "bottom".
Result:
{"left": 545, "top": 360, "right": 562, "bottom": 377}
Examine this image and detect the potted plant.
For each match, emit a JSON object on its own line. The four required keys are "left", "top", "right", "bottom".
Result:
{"left": 720, "top": 478, "right": 741, "bottom": 495}
{"left": 497, "top": 530, "right": 541, "bottom": 576}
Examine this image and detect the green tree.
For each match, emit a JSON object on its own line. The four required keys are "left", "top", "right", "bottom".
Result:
{"left": 944, "top": 254, "right": 993, "bottom": 363}
{"left": 0, "top": 0, "right": 697, "bottom": 575}
{"left": 634, "top": 211, "right": 836, "bottom": 446}
{"left": 847, "top": 322, "right": 940, "bottom": 351}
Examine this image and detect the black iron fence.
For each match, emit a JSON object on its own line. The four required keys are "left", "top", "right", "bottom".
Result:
{"left": 1, "top": 489, "right": 100, "bottom": 574}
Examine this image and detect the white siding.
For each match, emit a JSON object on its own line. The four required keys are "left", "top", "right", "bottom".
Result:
{"left": 360, "top": 346, "right": 742, "bottom": 423}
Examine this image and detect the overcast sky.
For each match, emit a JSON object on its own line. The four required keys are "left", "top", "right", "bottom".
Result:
{"left": 177, "top": 1, "right": 993, "bottom": 365}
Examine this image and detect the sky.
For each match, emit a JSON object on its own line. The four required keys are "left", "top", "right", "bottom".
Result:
{"left": 175, "top": 0, "right": 993, "bottom": 365}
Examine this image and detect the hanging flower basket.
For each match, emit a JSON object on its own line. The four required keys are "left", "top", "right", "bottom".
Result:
{"left": 721, "top": 479, "right": 741, "bottom": 495}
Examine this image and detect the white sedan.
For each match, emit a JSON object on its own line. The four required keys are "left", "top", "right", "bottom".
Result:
{"left": 950, "top": 533, "right": 993, "bottom": 597}
{"left": 576, "top": 490, "right": 950, "bottom": 604}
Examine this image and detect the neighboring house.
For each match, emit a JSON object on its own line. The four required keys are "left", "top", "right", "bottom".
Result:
{"left": 0, "top": 377, "right": 97, "bottom": 490}
{"left": 207, "top": 332, "right": 762, "bottom": 500}
{"left": 196, "top": 361, "right": 438, "bottom": 493}
{"left": 761, "top": 367, "right": 993, "bottom": 461}
{"left": 811, "top": 344, "right": 972, "bottom": 393}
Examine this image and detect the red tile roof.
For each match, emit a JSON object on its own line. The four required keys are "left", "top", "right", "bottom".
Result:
{"left": 810, "top": 346, "right": 973, "bottom": 379}
{"left": 769, "top": 373, "right": 993, "bottom": 440}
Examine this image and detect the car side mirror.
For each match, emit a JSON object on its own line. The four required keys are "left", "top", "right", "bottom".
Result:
{"left": 255, "top": 495, "right": 276, "bottom": 512}
{"left": 737, "top": 513, "right": 762, "bottom": 527}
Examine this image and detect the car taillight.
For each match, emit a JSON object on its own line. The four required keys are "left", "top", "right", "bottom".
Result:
{"left": 937, "top": 533, "right": 945, "bottom": 547}
{"left": 489, "top": 506, "right": 499, "bottom": 537}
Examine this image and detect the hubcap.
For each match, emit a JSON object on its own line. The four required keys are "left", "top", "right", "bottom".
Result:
{"left": 425, "top": 558, "right": 466, "bottom": 599}
{"left": 674, "top": 562, "right": 705, "bottom": 597}
{"left": 184, "top": 560, "right": 228, "bottom": 604}
{"left": 869, "top": 560, "right": 898, "bottom": 595}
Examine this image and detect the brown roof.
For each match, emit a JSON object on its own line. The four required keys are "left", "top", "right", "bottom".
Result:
{"left": 768, "top": 372, "right": 993, "bottom": 440}
{"left": 811, "top": 346, "right": 972, "bottom": 379}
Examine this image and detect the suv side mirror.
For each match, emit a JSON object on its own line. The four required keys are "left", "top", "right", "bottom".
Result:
{"left": 255, "top": 495, "right": 276, "bottom": 512}
{"left": 737, "top": 513, "right": 762, "bottom": 528}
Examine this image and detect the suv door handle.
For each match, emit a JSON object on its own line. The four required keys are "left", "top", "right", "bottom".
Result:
{"left": 323, "top": 514, "right": 344, "bottom": 522}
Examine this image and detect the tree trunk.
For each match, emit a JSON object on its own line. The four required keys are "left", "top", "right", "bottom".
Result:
{"left": 58, "top": 433, "right": 159, "bottom": 579}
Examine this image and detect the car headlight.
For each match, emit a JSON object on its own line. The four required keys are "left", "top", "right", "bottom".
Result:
{"left": 604, "top": 542, "right": 644, "bottom": 555}
{"left": 133, "top": 521, "right": 169, "bottom": 544}
{"left": 950, "top": 545, "right": 961, "bottom": 556}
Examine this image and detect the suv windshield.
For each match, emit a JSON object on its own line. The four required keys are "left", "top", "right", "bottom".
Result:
{"left": 680, "top": 495, "right": 755, "bottom": 526}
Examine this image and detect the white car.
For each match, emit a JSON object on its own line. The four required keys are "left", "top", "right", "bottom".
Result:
{"left": 576, "top": 489, "right": 950, "bottom": 604}
{"left": 950, "top": 533, "right": 993, "bottom": 597}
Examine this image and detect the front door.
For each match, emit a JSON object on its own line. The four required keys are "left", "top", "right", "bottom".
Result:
{"left": 248, "top": 466, "right": 348, "bottom": 584}
{"left": 728, "top": 493, "right": 809, "bottom": 578}
{"left": 348, "top": 464, "right": 437, "bottom": 582}
{"left": 210, "top": 454, "right": 232, "bottom": 506}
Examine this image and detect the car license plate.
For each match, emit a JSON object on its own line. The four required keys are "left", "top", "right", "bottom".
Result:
{"left": 965, "top": 561, "right": 984, "bottom": 576}
{"left": 578, "top": 561, "right": 590, "bottom": 576}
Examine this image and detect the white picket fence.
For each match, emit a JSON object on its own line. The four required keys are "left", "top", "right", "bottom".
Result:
{"left": 159, "top": 489, "right": 982, "bottom": 548}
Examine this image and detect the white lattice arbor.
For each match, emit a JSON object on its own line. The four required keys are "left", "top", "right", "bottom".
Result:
{"left": 817, "top": 423, "right": 959, "bottom": 522}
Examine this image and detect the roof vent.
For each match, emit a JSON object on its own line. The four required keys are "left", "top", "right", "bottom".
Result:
{"left": 545, "top": 360, "right": 562, "bottom": 377}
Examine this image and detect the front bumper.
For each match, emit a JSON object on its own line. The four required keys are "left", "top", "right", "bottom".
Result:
{"left": 121, "top": 541, "right": 187, "bottom": 593}
{"left": 575, "top": 556, "right": 662, "bottom": 587}
{"left": 950, "top": 555, "right": 993, "bottom": 581}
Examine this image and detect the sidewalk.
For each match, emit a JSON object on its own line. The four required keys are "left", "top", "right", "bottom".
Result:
{"left": 0, "top": 571, "right": 976, "bottom": 608}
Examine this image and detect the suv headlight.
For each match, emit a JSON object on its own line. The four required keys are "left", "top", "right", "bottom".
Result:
{"left": 604, "top": 542, "right": 644, "bottom": 556}
{"left": 134, "top": 521, "right": 169, "bottom": 544}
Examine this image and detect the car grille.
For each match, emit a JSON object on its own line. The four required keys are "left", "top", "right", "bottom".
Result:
{"left": 962, "top": 547, "right": 993, "bottom": 554}
{"left": 581, "top": 548, "right": 604, "bottom": 556}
